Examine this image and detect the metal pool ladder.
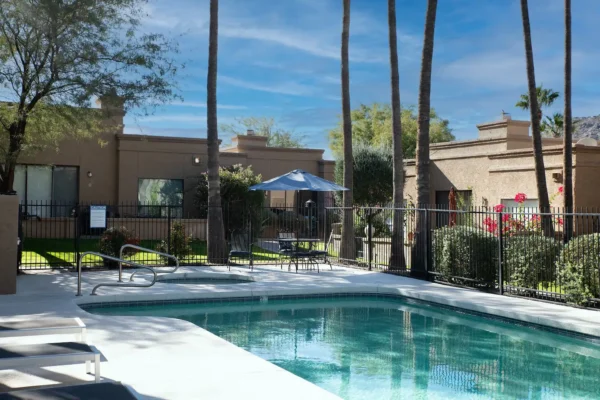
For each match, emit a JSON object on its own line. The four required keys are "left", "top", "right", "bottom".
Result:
{"left": 76, "top": 245, "right": 179, "bottom": 297}
{"left": 122, "top": 244, "right": 179, "bottom": 282}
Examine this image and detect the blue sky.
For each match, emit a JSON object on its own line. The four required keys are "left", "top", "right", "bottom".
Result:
{"left": 127, "top": 0, "right": 600, "bottom": 159}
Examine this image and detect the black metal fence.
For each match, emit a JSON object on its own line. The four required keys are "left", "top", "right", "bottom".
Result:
{"left": 324, "top": 206, "right": 600, "bottom": 308}
{"left": 18, "top": 200, "right": 329, "bottom": 270}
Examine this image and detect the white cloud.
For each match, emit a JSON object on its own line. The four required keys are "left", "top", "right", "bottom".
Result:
{"left": 219, "top": 75, "right": 316, "bottom": 97}
{"left": 170, "top": 101, "right": 247, "bottom": 110}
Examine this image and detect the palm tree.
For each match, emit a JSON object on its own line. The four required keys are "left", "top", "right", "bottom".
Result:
{"left": 388, "top": 0, "right": 405, "bottom": 269}
{"left": 413, "top": 0, "right": 438, "bottom": 277}
{"left": 520, "top": 0, "right": 553, "bottom": 236}
{"left": 541, "top": 113, "right": 564, "bottom": 138}
{"left": 339, "top": 0, "right": 355, "bottom": 261}
{"left": 563, "top": 0, "right": 573, "bottom": 240}
{"left": 515, "top": 84, "right": 559, "bottom": 125}
{"left": 206, "top": 0, "right": 227, "bottom": 263}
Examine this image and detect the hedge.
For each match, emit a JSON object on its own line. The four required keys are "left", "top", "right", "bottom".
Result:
{"left": 504, "top": 235, "right": 562, "bottom": 290}
{"left": 432, "top": 226, "right": 498, "bottom": 285}
{"left": 556, "top": 233, "right": 600, "bottom": 305}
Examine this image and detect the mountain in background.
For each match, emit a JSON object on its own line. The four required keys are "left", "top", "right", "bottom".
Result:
{"left": 573, "top": 116, "right": 600, "bottom": 140}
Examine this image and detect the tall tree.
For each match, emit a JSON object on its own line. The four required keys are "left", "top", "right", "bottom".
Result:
{"left": 387, "top": 0, "right": 405, "bottom": 269}
{"left": 206, "top": 0, "right": 227, "bottom": 262}
{"left": 413, "top": 0, "right": 438, "bottom": 277}
{"left": 520, "top": 0, "right": 553, "bottom": 236}
{"left": 328, "top": 103, "right": 453, "bottom": 159}
{"left": 563, "top": 0, "right": 573, "bottom": 240}
{"left": 0, "top": 0, "right": 180, "bottom": 193}
{"left": 515, "top": 85, "right": 560, "bottom": 122}
{"left": 339, "top": 0, "right": 355, "bottom": 261}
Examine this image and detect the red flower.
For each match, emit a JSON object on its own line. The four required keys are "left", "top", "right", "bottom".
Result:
{"left": 531, "top": 214, "right": 541, "bottom": 222}
{"left": 493, "top": 204, "right": 505, "bottom": 212}
{"left": 557, "top": 217, "right": 564, "bottom": 226}
{"left": 502, "top": 213, "right": 511, "bottom": 222}
{"left": 558, "top": 186, "right": 564, "bottom": 194}
{"left": 514, "top": 193, "right": 527, "bottom": 204}
{"left": 483, "top": 217, "right": 498, "bottom": 233}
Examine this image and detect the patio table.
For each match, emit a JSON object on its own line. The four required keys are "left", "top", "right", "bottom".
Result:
{"left": 278, "top": 238, "right": 321, "bottom": 272}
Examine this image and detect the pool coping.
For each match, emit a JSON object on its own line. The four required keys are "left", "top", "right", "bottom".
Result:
{"left": 76, "top": 284, "right": 600, "bottom": 341}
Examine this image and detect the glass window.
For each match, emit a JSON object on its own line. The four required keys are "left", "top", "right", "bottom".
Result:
{"left": 138, "top": 179, "right": 183, "bottom": 217}
{"left": 501, "top": 198, "right": 538, "bottom": 213}
{"left": 52, "top": 167, "right": 79, "bottom": 216}
{"left": 26, "top": 166, "right": 52, "bottom": 217}
{"left": 16, "top": 165, "right": 79, "bottom": 217}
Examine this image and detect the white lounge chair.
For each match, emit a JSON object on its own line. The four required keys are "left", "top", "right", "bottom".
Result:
{"left": 0, "top": 381, "right": 137, "bottom": 399}
{"left": 0, "top": 342, "right": 101, "bottom": 382}
{"left": 0, "top": 318, "right": 86, "bottom": 341}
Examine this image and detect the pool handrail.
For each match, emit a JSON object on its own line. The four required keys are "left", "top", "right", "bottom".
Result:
{"left": 76, "top": 252, "right": 157, "bottom": 297}
{"left": 121, "top": 244, "right": 179, "bottom": 282}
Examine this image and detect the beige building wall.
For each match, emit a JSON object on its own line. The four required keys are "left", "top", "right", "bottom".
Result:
{"left": 404, "top": 115, "right": 598, "bottom": 210}
{"left": 16, "top": 101, "right": 335, "bottom": 216}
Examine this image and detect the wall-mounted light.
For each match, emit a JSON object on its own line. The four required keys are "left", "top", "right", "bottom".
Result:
{"left": 87, "top": 171, "right": 93, "bottom": 178}
{"left": 192, "top": 155, "right": 201, "bottom": 166}
{"left": 552, "top": 172, "right": 563, "bottom": 183}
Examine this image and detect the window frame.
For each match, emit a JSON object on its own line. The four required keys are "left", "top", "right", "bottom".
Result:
{"left": 136, "top": 178, "right": 184, "bottom": 218}
{"left": 15, "top": 164, "right": 80, "bottom": 205}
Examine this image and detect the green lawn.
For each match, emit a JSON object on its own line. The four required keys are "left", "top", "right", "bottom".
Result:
{"left": 21, "top": 238, "right": 279, "bottom": 268}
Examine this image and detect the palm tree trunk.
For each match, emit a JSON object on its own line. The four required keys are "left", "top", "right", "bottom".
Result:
{"left": 388, "top": 0, "right": 405, "bottom": 270}
{"left": 413, "top": 0, "right": 437, "bottom": 277}
{"left": 520, "top": 0, "right": 553, "bottom": 237}
{"left": 206, "top": 0, "right": 227, "bottom": 263}
{"left": 563, "top": 0, "right": 573, "bottom": 241}
{"left": 339, "top": 0, "right": 355, "bottom": 261}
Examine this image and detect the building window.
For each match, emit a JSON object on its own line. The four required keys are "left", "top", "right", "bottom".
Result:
{"left": 137, "top": 179, "right": 183, "bottom": 217}
{"left": 501, "top": 198, "right": 538, "bottom": 216}
{"left": 435, "top": 190, "right": 472, "bottom": 227}
{"left": 14, "top": 165, "right": 79, "bottom": 217}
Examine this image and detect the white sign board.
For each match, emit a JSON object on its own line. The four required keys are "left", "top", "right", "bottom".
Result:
{"left": 90, "top": 205, "right": 107, "bottom": 229}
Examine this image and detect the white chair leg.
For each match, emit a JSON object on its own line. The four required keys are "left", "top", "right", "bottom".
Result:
{"left": 86, "top": 361, "right": 91, "bottom": 374}
{"left": 94, "top": 354, "right": 101, "bottom": 382}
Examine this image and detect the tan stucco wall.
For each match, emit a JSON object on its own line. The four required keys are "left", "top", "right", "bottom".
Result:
{"left": 0, "top": 195, "right": 19, "bottom": 294}
{"left": 405, "top": 144, "right": 568, "bottom": 208}
{"left": 572, "top": 146, "right": 600, "bottom": 210}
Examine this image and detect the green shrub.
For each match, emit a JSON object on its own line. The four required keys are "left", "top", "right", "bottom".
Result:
{"left": 98, "top": 227, "right": 139, "bottom": 268}
{"left": 504, "top": 235, "right": 562, "bottom": 289}
{"left": 557, "top": 234, "right": 600, "bottom": 305}
{"left": 433, "top": 226, "right": 498, "bottom": 285}
{"left": 157, "top": 222, "right": 192, "bottom": 265}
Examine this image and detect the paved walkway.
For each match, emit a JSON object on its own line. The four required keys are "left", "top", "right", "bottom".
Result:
{"left": 1, "top": 265, "right": 599, "bottom": 398}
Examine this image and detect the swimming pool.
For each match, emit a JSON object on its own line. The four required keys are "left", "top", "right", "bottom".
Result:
{"left": 87, "top": 295, "right": 600, "bottom": 399}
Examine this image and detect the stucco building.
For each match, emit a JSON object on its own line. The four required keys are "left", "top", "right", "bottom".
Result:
{"left": 404, "top": 114, "right": 600, "bottom": 211}
{"left": 14, "top": 98, "right": 335, "bottom": 217}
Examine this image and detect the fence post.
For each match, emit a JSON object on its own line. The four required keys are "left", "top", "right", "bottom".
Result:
{"left": 367, "top": 208, "right": 373, "bottom": 271}
{"left": 424, "top": 210, "right": 430, "bottom": 279}
{"left": 497, "top": 211, "right": 504, "bottom": 295}
{"left": 167, "top": 205, "right": 172, "bottom": 255}
{"left": 74, "top": 204, "right": 80, "bottom": 271}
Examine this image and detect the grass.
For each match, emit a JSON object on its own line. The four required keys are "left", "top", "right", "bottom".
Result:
{"left": 21, "top": 238, "right": 279, "bottom": 268}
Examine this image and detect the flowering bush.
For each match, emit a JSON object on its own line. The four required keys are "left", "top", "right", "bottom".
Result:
{"left": 485, "top": 187, "right": 564, "bottom": 236}
{"left": 514, "top": 193, "right": 527, "bottom": 204}
{"left": 98, "top": 227, "right": 140, "bottom": 268}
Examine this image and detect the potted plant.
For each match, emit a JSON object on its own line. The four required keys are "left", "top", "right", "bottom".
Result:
{"left": 98, "top": 227, "right": 139, "bottom": 269}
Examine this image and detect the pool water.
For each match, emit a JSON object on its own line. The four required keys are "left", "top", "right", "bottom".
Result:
{"left": 88, "top": 296, "right": 600, "bottom": 399}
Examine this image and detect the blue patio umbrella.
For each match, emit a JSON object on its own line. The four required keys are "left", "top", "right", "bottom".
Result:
{"left": 249, "top": 169, "right": 348, "bottom": 192}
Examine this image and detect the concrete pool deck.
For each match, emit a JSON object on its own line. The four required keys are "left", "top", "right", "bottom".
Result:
{"left": 1, "top": 265, "right": 600, "bottom": 398}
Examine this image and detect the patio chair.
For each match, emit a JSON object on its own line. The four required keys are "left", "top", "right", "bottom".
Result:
{"left": 227, "top": 230, "right": 253, "bottom": 271}
{"left": 276, "top": 231, "right": 296, "bottom": 269}
{"left": 309, "top": 233, "right": 333, "bottom": 270}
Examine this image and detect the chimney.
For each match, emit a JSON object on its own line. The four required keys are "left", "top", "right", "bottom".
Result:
{"left": 476, "top": 114, "right": 530, "bottom": 139}
{"left": 95, "top": 89, "right": 125, "bottom": 117}
{"left": 247, "top": 129, "right": 255, "bottom": 136}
